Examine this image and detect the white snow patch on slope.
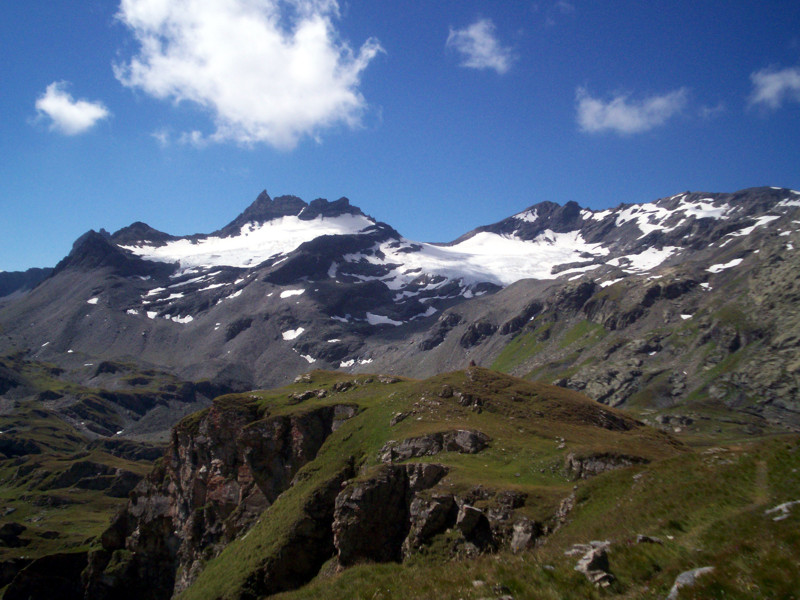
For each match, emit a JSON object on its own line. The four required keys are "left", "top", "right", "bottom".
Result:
{"left": 87, "top": 297, "right": 99, "bottom": 305}
{"left": 707, "top": 258, "right": 744, "bottom": 273}
{"left": 339, "top": 359, "right": 355, "bottom": 368}
{"left": 353, "top": 230, "right": 610, "bottom": 289}
{"left": 126, "top": 309, "right": 139, "bottom": 315}
{"left": 121, "top": 214, "right": 375, "bottom": 271}
{"left": 280, "top": 289, "right": 305, "bottom": 299}
{"left": 615, "top": 204, "right": 673, "bottom": 237}
{"left": 300, "top": 354, "right": 316, "bottom": 364}
{"left": 147, "top": 311, "right": 158, "bottom": 319}
{"left": 513, "top": 209, "right": 538, "bottom": 223}
{"left": 366, "top": 312, "right": 403, "bottom": 326}
{"left": 171, "top": 315, "right": 194, "bottom": 324}
{"left": 728, "top": 215, "right": 781, "bottom": 237}
{"left": 607, "top": 246, "right": 679, "bottom": 273}
{"left": 282, "top": 327, "right": 305, "bottom": 340}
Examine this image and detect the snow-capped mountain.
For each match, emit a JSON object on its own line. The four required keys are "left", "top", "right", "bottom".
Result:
{"left": 53, "top": 186, "right": 800, "bottom": 330}
{"left": 2, "top": 185, "right": 800, "bottom": 437}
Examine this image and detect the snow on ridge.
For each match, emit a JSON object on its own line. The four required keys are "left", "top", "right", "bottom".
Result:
{"left": 342, "top": 230, "right": 611, "bottom": 290}
{"left": 366, "top": 312, "right": 403, "bottom": 326}
{"left": 512, "top": 208, "right": 538, "bottom": 223}
{"left": 120, "top": 213, "right": 376, "bottom": 271}
{"left": 86, "top": 297, "right": 99, "bottom": 305}
{"left": 282, "top": 327, "right": 305, "bottom": 340}
{"left": 707, "top": 258, "right": 744, "bottom": 273}
{"left": 280, "top": 289, "right": 305, "bottom": 299}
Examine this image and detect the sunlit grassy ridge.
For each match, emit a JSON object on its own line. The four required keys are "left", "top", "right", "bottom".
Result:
{"left": 179, "top": 368, "right": 684, "bottom": 600}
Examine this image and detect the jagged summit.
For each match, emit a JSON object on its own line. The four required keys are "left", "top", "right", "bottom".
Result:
{"left": 218, "top": 191, "right": 366, "bottom": 237}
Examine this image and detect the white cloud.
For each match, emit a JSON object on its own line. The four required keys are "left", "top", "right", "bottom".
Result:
{"left": 114, "top": 0, "right": 383, "bottom": 149}
{"left": 446, "top": 19, "right": 514, "bottom": 74}
{"left": 749, "top": 66, "right": 800, "bottom": 109}
{"left": 576, "top": 87, "right": 688, "bottom": 134}
{"left": 35, "top": 82, "right": 110, "bottom": 135}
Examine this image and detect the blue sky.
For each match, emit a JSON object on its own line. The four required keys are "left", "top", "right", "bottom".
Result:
{"left": 2, "top": 0, "right": 800, "bottom": 271}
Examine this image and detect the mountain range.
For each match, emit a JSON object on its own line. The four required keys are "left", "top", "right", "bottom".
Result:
{"left": 2, "top": 186, "right": 800, "bottom": 438}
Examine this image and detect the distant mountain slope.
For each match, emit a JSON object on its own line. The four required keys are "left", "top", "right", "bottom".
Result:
{"left": 1, "top": 186, "right": 799, "bottom": 437}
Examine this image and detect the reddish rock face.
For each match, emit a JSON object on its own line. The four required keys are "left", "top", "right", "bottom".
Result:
{"left": 85, "top": 399, "right": 357, "bottom": 600}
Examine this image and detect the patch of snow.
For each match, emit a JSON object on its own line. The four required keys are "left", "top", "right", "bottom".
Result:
{"left": 358, "top": 358, "right": 373, "bottom": 365}
{"left": 366, "top": 312, "right": 403, "bottom": 326}
{"left": 280, "top": 288, "right": 305, "bottom": 299}
{"left": 121, "top": 213, "right": 377, "bottom": 271}
{"left": 778, "top": 198, "right": 800, "bottom": 208}
{"left": 327, "top": 338, "right": 341, "bottom": 343}
{"left": 788, "top": 243, "right": 795, "bottom": 251}
{"left": 410, "top": 306, "right": 438, "bottom": 320}
{"left": 165, "top": 292, "right": 185, "bottom": 301}
{"left": 198, "top": 283, "right": 226, "bottom": 291}
{"left": 707, "top": 257, "right": 744, "bottom": 273}
{"left": 171, "top": 315, "right": 194, "bottom": 324}
{"left": 126, "top": 309, "right": 139, "bottom": 315}
{"left": 600, "top": 278, "right": 623, "bottom": 288}
{"left": 728, "top": 215, "right": 781, "bottom": 237}
{"left": 615, "top": 203, "right": 673, "bottom": 237}
{"left": 582, "top": 208, "right": 612, "bottom": 221}
{"left": 779, "top": 231, "right": 792, "bottom": 237}
{"left": 147, "top": 311, "right": 158, "bottom": 319}
{"left": 41, "top": 342, "right": 49, "bottom": 347}
{"left": 607, "top": 246, "right": 679, "bottom": 273}
{"left": 679, "top": 198, "right": 729, "bottom": 220}
{"left": 700, "top": 282, "right": 711, "bottom": 290}
{"left": 87, "top": 297, "right": 99, "bottom": 305}
{"left": 513, "top": 209, "right": 538, "bottom": 223}
{"left": 282, "top": 327, "right": 305, "bottom": 340}
{"left": 680, "top": 314, "right": 692, "bottom": 320}
{"left": 146, "top": 287, "right": 166, "bottom": 296}
{"left": 300, "top": 354, "right": 316, "bottom": 364}
{"left": 330, "top": 315, "right": 350, "bottom": 323}
{"left": 67, "top": 349, "right": 74, "bottom": 354}
{"left": 339, "top": 359, "right": 355, "bottom": 368}
{"left": 355, "top": 229, "right": 611, "bottom": 289}
{"left": 560, "top": 264, "right": 601, "bottom": 277}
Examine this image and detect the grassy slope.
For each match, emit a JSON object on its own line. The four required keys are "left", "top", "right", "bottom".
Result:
{"left": 272, "top": 436, "right": 800, "bottom": 600}
{"left": 0, "top": 402, "right": 158, "bottom": 563}
{"left": 180, "top": 368, "right": 682, "bottom": 600}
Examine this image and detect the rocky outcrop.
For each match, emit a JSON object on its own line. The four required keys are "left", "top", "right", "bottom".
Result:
{"left": 565, "top": 452, "right": 649, "bottom": 479}
{"left": 379, "top": 429, "right": 490, "bottom": 462}
{"left": 84, "top": 398, "right": 359, "bottom": 599}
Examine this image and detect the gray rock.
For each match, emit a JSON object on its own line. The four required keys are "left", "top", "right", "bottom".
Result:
{"left": 666, "top": 566, "right": 715, "bottom": 600}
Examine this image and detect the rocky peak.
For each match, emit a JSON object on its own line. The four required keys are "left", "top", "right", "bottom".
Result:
{"left": 110, "top": 221, "right": 176, "bottom": 246}
{"left": 217, "top": 191, "right": 307, "bottom": 236}
{"left": 53, "top": 229, "right": 173, "bottom": 277}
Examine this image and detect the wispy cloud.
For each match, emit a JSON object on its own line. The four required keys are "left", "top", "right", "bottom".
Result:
{"left": 576, "top": 87, "right": 688, "bottom": 135}
{"left": 749, "top": 66, "right": 800, "bottom": 109}
{"left": 446, "top": 19, "right": 514, "bottom": 75}
{"left": 114, "top": 0, "right": 383, "bottom": 150}
{"left": 34, "top": 82, "right": 110, "bottom": 135}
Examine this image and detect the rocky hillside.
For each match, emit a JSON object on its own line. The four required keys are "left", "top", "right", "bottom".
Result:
{"left": 4, "top": 368, "right": 797, "bottom": 599}
{"left": 82, "top": 368, "right": 681, "bottom": 600}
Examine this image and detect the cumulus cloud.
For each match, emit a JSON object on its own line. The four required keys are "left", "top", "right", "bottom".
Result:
{"left": 749, "top": 66, "right": 800, "bottom": 109}
{"left": 35, "top": 82, "right": 110, "bottom": 135}
{"left": 576, "top": 87, "right": 688, "bottom": 134}
{"left": 446, "top": 19, "right": 514, "bottom": 74}
{"left": 114, "top": 0, "right": 383, "bottom": 149}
